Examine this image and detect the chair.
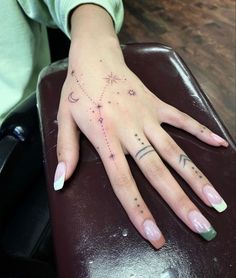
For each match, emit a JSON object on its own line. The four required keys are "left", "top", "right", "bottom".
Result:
{"left": 37, "top": 43, "right": 236, "bottom": 278}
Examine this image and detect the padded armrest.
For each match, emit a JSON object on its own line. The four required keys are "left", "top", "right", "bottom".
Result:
{"left": 37, "top": 43, "right": 236, "bottom": 278}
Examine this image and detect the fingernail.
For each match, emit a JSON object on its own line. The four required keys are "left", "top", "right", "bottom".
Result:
{"left": 211, "top": 133, "right": 228, "bottom": 146}
{"left": 143, "top": 219, "right": 162, "bottom": 241}
{"left": 203, "top": 185, "right": 227, "bottom": 213}
{"left": 54, "top": 161, "right": 66, "bottom": 191}
{"left": 188, "top": 210, "right": 217, "bottom": 241}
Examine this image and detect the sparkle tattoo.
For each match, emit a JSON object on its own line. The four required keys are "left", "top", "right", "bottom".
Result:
{"left": 128, "top": 89, "right": 136, "bottom": 96}
{"left": 104, "top": 72, "right": 120, "bottom": 85}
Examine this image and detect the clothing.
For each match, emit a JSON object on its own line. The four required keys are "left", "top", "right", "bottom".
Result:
{"left": 0, "top": 0, "right": 124, "bottom": 124}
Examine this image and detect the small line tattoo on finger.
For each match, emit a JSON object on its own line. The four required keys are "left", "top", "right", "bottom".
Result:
{"left": 135, "top": 145, "right": 153, "bottom": 159}
{"left": 139, "top": 149, "right": 155, "bottom": 160}
{"left": 179, "top": 154, "right": 191, "bottom": 167}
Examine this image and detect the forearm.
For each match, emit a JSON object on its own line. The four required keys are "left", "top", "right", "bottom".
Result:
{"left": 69, "top": 4, "right": 124, "bottom": 65}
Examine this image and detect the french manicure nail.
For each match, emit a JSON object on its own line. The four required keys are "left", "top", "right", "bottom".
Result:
{"left": 143, "top": 219, "right": 162, "bottom": 241}
{"left": 188, "top": 210, "right": 217, "bottom": 241}
{"left": 54, "top": 161, "right": 66, "bottom": 191}
{"left": 203, "top": 185, "right": 227, "bottom": 213}
{"left": 211, "top": 133, "right": 228, "bottom": 146}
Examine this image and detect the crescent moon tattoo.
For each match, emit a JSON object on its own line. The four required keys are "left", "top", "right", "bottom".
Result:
{"left": 68, "top": 92, "right": 79, "bottom": 103}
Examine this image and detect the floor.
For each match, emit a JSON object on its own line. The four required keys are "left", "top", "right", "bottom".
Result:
{"left": 118, "top": 0, "right": 236, "bottom": 140}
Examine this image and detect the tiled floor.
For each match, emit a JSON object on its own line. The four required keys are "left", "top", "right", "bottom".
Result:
{"left": 119, "top": 0, "right": 236, "bottom": 139}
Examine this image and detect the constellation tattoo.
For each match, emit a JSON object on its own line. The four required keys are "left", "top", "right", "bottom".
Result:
{"left": 134, "top": 197, "right": 143, "bottom": 214}
{"left": 68, "top": 92, "right": 79, "bottom": 103}
{"left": 179, "top": 154, "right": 191, "bottom": 167}
{"left": 70, "top": 69, "right": 118, "bottom": 161}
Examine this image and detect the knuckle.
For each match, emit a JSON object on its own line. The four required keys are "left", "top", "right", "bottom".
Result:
{"left": 144, "top": 161, "right": 165, "bottom": 180}
{"left": 173, "top": 111, "right": 189, "bottom": 128}
{"left": 113, "top": 172, "right": 133, "bottom": 188}
{"left": 161, "top": 140, "right": 177, "bottom": 157}
{"left": 176, "top": 194, "right": 191, "bottom": 210}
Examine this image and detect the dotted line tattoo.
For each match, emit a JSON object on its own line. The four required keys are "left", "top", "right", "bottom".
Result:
{"left": 191, "top": 166, "right": 203, "bottom": 179}
{"left": 134, "top": 197, "right": 144, "bottom": 214}
{"left": 134, "top": 133, "right": 145, "bottom": 145}
{"left": 179, "top": 154, "right": 203, "bottom": 179}
{"left": 200, "top": 126, "right": 207, "bottom": 133}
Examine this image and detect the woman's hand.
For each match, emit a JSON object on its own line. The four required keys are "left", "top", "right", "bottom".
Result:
{"left": 54, "top": 4, "right": 228, "bottom": 249}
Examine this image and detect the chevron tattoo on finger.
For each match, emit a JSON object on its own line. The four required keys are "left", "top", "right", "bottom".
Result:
{"left": 179, "top": 154, "right": 191, "bottom": 167}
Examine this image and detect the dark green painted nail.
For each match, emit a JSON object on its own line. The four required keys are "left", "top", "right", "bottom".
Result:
{"left": 200, "top": 227, "right": 217, "bottom": 241}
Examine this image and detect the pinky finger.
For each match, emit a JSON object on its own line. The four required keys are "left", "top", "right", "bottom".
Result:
{"left": 160, "top": 105, "right": 228, "bottom": 147}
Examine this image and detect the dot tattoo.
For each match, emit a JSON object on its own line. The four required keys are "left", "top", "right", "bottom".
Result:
{"left": 134, "top": 198, "right": 143, "bottom": 214}
{"left": 200, "top": 126, "right": 207, "bottom": 133}
{"left": 191, "top": 166, "right": 204, "bottom": 179}
{"left": 134, "top": 133, "right": 145, "bottom": 145}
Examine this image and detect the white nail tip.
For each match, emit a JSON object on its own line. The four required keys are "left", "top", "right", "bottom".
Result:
{"left": 54, "top": 174, "right": 65, "bottom": 191}
{"left": 213, "top": 201, "right": 227, "bottom": 213}
{"left": 53, "top": 162, "right": 66, "bottom": 191}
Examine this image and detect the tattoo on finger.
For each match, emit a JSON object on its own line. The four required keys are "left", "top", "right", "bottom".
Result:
{"left": 200, "top": 126, "right": 207, "bottom": 133}
{"left": 179, "top": 154, "right": 204, "bottom": 179}
{"left": 134, "top": 134, "right": 155, "bottom": 160}
{"left": 179, "top": 154, "right": 191, "bottom": 167}
{"left": 134, "top": 197, "right": 144, "bottom": 214}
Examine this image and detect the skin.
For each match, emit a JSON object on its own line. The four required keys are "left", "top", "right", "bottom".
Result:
{"left": 56, "top": 4, "right": 228, "bottom": 249}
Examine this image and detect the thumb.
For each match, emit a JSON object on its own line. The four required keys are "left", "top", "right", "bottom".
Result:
{"left": 53, "top": 110, "right": 80, "bottom": 191}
